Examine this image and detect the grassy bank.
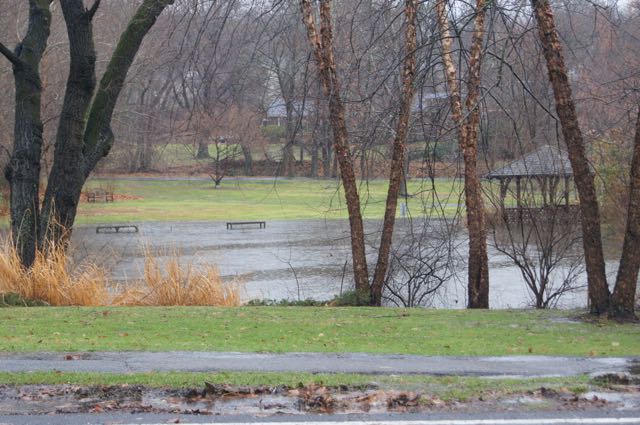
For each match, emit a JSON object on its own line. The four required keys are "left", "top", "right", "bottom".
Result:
{"left": 75, "top": 177, "right": 463, "bottom": 224}
{"left": 0, "top": 371, "right": 592, "bottom": 401}
{"left": 1, "top": 307, "right": 637, "bottom": 356}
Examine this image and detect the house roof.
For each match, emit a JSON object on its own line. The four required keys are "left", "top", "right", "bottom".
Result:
{"left": 266, "top": 99, "right": 313, "bottom": 118}
{"left": 485, "top": 144, "right": 573, "bottom": 179}
{"left": 412, "top": 91, "right": 448, "bottom": 112}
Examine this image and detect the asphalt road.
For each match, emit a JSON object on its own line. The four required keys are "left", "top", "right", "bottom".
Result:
{"left": 0, "top": 352, "right": 637, "bottom": 377}
{"left": 1, "top": 411, "right": 640, "bottom": 425}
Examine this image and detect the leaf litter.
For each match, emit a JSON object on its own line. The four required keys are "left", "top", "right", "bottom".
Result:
{"left": 0, "top": 381, "right": 638, "bottom": 416}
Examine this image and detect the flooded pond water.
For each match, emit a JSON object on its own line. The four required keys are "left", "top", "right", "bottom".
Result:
{"left": 70, "top": 219, "right": 594, "bottom": 308}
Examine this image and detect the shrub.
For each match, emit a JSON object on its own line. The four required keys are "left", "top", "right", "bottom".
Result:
{"left": 329, "top": 290, "right": 371, "bottom": 306}
{"left": 0, "top": 292, "right": 48, "bottom": 307}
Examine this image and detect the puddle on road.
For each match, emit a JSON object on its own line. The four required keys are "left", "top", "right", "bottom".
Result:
{"left": 582, "top": 391, "right": 640, "bottom": 410}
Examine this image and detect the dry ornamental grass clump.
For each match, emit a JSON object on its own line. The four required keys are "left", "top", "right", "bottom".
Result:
{"left": 114, "top": 252, "right": 241, "bottom": 307}
{"left": 0, "top": 241, "right": 108, "bottom": 306}
{"left": 0, "top": 243, "right": 241, "bottom": 307}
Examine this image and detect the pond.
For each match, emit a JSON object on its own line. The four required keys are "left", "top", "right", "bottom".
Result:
{"left": 69, "top": 219, "right": 596, "bottom": 308}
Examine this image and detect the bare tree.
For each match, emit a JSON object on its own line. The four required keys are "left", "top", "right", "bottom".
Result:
{"left": 530, "top": 0, "right": 639, "bottom": 319}
{"left": 436, "top": 0, "right": 490, "bottom": 308}
{"left": 384, "top": 219, "right": 460, "bottom": 308}
{"left": 0, "top": 0, "right": 174, "bottom": 266}
{"left": 300, "top": 0, "right": 418, "bottom": 304}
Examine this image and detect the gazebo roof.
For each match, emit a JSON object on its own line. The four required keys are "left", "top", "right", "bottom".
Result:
{"left": 485, "top": 144, "right": 573, "bottom": 179}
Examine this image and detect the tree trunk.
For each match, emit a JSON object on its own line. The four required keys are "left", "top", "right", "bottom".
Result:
{"left": 301, "top": 0, "right": 370, "bottom": 295}
{"left": 196, "top": 140, "right": 210, "bottom": 159}
{"left": 323, "top": 130, "right": 332, "bottom": 178}
{"left": 299, "top": 142, "right": 304, "bottom": 165}
{"left": 83, "top": 0, "right": 175, "bottom": 176}
{"left": 241, "top": 144, "right": 254, "bottom": 176}
{"left": 611, "top": 107, "right": 640, "bottom": 320}
{"left": 436, "top": 0, "right": 489, "bottom": 309}
{"left": 40, "top": 0, "right": 98, "bottom": 245}
{"left": 2, "top": 0, "right": 52, "bottom": 267}
{"left": 40, "top": 0, "right": 174, "bottom": 249}
{"left": 310, "top": 135, "right": 319, "bottom": 177}
{"left": 531, "top": 0, "right": 610, "bottom": 314}
{"left": 400, "top": 149, "right": 410, "bottom": 196}
{"left": 370, "top": 0, "right": 417, "bottom": 306}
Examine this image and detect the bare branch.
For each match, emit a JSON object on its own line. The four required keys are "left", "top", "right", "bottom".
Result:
{"left": 0, "top": 41, "right": 22, "bottom": 67}
{"left": 86, "top": 0, "right": 102, "bottom": 21}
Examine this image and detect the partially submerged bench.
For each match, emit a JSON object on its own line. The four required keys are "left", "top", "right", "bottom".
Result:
{"left": 86, "top": 190, "right": 114, "bottom": 203}
{"left": 226, "top": 221, "right": 266, "bottom": 230}
{"left": 96, "top": 225, "right": 139, "bottom": 234}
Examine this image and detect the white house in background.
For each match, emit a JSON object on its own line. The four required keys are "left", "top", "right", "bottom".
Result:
{"left": 262, "top": 98, "right": 314, "bottom": 127}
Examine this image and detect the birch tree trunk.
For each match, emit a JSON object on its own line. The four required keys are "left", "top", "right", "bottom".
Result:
{"left": 436, "top": 0, "right": 490, "bottom": 308}
{"left": 530, "top": 0, "right": 610, "bottom": 314}
{"left": 611, "top": 107, "right": 640, "bottom": 320}
{"left": 370, "top": 0, "right": 418, "bottom": 306}
{"left": 300, "top": 0, "right": 370, "bottom": 296}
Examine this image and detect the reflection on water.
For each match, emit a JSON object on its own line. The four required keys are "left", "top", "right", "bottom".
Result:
{"left": 69, "top": 219, "right": 594, "bottom": 308}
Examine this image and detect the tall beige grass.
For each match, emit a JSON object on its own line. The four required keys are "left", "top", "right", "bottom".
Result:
{"left": 0, "top": 243, "right": 241, "bottom": 307}
{"left": 0, "top": 241, "right": 107, "bottom": 306}
{"left": 114, "top": 252, "right": 241, "bottom": 306}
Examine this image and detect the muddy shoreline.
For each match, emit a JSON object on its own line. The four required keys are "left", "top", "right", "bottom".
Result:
{"left": 2, "top": 382, "right": 639, "bottom": 417}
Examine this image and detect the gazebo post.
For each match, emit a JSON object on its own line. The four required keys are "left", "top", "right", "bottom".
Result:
{"left": 515, "top": 176, "right": 522, "bottom": 210}
{"left": 539, "top": 176, "right": 548, "bottom": 207}
{"left": 549, "top": 176, "right": 558, "bottom": 205}
{"left": 499, "top": 177, "right": 509, "bottom": 211}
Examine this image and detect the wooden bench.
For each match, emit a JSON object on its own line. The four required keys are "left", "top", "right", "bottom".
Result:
{"left": 96, "top": 225, "right": 139, "bottom": 234}
{"left": 226, "top": 221, "right": 266, "bottom": 230}
{"left": 87, "top": 190, "right": 114, "bottom": 203}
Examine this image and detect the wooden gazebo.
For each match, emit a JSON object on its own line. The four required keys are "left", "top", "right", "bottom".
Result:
{"left": 485, "top": 145, "right": 576, "bottom": 220}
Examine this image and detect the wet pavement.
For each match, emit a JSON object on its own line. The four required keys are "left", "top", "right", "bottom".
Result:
{"left": 0, "top": 352, "right": 637, "bottom": 378}
{"left": 3, "top": 411, "right": 640, "bottom": 425}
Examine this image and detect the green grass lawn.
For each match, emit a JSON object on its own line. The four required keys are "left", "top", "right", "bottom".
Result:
{"left": 1, "top": 307, "right": 637, "bottom": 356}
{"left": 76, "top": 177, "right": 465, "bottom": 224}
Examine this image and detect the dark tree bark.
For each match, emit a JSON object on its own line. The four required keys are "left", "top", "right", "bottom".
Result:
{"left": 370, "top": 0, "right": 418, "bottom": 306}
{"left": 437, "top": 0, "right": 490, "bottom": 309}
{"left": 611, "top": 107, "right": 640, "bottom": 320}
{"left": 1, "top": 0, "right": 173, "bottom": 266}
{"left": 0, "top": 0, "right": 52, "bottom": 267}
{"left": 301, "top": 0, "right": 370, "bottom": 296}
{"left": 530, "top": 0, "right": 610, "bottom": 315}
{"left": 40, "top": 0, "right": 98, "bottom": 245}
{"left": 38, "top": 0, "right": 175, "bottom": 247}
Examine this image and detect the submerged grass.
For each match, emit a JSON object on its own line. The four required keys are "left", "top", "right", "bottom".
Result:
{"left": 0, "top": 307, "right": 637, "bottom": 356}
